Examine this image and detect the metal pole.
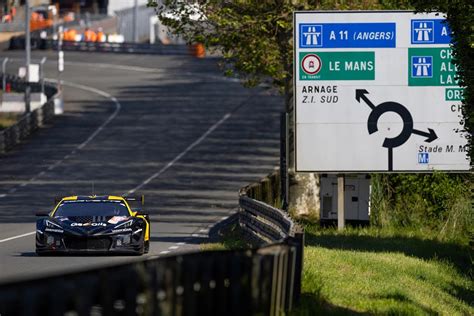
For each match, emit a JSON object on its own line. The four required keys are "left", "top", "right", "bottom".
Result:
{"left": 280, "top": 112, "right": 289, "bottom": 211}
{"left": 133, "top": 0, "right": 139, "bottom": 42}
{"left": 58, "top": 25, "right": 64, "bottom": 91}
{"left": 25, "top": 0, "right": 31, "bottom": 113}
{"left": 337, "top": 174, "right": 345, "bottom": 230}
{"left": 40, "top": 57, "right": 47, "bottom": 95}
{"left": 2, "top": 58, "right": 8, "bottom": 91}
{"left": 54, "top": 24, "right": 64, "bottom": 115}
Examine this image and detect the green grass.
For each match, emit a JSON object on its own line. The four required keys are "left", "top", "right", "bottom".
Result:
{"left": 294, "top": 225, "right": 474, "bottom": 315}
{"left": 0, "top": 113, "right": 19, "bottom": 130}
{"left": 200, "top": 224, "right": 251, "bottom": 251}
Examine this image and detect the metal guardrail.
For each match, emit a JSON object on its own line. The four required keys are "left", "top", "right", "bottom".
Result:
{"left": 0, "top": 244, "right": 298, "bottom": 316}
{"left": 9, "top": 38, "right": 196, "bottom": 55}
{"left": 235, "top": 178, "right": 304, "bottom": 311}
{"left": 0, "top": 73, "right": 58, "bottom": 154}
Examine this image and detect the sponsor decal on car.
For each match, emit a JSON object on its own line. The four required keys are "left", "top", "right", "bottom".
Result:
{"left": 70, "top": 222, "right": 107, "bottom": 227}
{"left": 112, "top": 228, "right": 133, "bottom": 233}
{"left": 108, "top": 216, "right": 129, "bottom": 224}
{"left": 45, "top": 228, "right": 64, "bottom": 233}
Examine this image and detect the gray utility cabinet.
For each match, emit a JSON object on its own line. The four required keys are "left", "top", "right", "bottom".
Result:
{"left": 320, "top": 175, "right": 370, "bottom": 221}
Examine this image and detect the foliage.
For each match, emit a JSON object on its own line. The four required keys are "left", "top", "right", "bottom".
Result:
{"left": 0, "top": 113, "right": 19, "bottom": 130}
{"left": 371, "top": 173, "right": 473, "bottom": 244}
{"left": 200, "top": 224, "right": 251, "bottom": 251}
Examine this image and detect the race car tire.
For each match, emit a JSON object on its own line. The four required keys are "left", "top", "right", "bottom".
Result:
{"left": 144, "top": 240, "right": 150, "bottom": 253}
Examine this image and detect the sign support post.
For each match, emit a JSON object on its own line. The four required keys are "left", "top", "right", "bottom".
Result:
{"left": 337, "top": 174, "right": 345, "bottom": 230}
{"left": 280, "top": 112, "right": 289, "bottom": 211}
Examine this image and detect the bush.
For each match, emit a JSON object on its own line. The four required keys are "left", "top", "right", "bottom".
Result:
{"left": 371, "top": 173, "right": 473, "bottom": 244}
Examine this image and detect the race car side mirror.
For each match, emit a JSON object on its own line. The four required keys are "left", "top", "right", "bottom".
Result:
{"left": 135, "top": 210, "right": 148, "bottom": 216}
{"left": 35, "top": 212, "right": 50, "bottom": 217}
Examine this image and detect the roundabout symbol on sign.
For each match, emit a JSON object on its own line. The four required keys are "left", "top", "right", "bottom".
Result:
{"left": 302, "top": 54, "right": 322, "bottom": 75}
{"left": 356, "top": 89, "right": 438, "bottom": 171}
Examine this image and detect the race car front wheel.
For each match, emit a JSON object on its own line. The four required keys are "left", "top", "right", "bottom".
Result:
{"left": 144, "top": 240, "right": 149, "bottom": 253}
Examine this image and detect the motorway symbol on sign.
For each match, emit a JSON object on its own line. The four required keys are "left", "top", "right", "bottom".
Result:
{"left": 412, "top": 21, "right": 434, "bottom": 43}
{"left": 301, "top": 54, "right": 322, "bottom": 75}
{"left": 412, "top": 56, "right": 433, "bottom": 78}
{"left": 300, "top": 24, "right": 323, "bottom": 48}
{"left": 356, "top": 89, "right": 438, "bottom": 170}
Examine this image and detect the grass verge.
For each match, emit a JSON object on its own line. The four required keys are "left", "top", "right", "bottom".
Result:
{"left": 0, "top": 113, "right": 20, "bottom": 130}
{"left": 200, "top": 224, "right": 251, "bottom": 251}
{"left": 293, "top": 224, "right": 474, "bottom": 315}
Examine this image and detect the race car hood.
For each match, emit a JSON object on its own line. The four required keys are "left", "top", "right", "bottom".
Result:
{"left": 46, "top": 216, "right": 135, "bottom": 236}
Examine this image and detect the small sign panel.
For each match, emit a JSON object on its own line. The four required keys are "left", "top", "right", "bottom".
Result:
{"left": 300, "top": 23, "right": 396, "bottom": 48}
{"left": 411, "top": 19, "right": 451, "bottom": 44}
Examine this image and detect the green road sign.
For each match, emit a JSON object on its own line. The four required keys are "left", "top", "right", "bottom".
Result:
{"left": 300, "top": 52, "right": 375, "bottom": 81}
{"left": 408, "top": 48, "right": 458, "bottom": 86}
{"left": 445, "top": 88, "right": 464, "bottom": 101}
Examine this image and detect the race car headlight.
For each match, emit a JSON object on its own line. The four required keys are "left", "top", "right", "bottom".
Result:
{"left": 45, "top": 220, "right": 62, "bottom": 229}
{"left": 115, "top": 219, "right": 133, "bottom": 229}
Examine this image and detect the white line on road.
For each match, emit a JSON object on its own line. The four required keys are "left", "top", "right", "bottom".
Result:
{"left": 168, "top": 246, "right": 179, "bottom": 250}
{"left": 0, "top": 194, "right": 6, "bottom": 198}
{"left": 159, "top": 251, "right": 170, "bottom": 255}
{"left": 127, "top": 113, "right": 232, "bottom": 194}
{"left": 0, "top": 231, "right": 36, "bottom": 243}
{"left": 53, "top": 80, "right": 121, "bottom": 151}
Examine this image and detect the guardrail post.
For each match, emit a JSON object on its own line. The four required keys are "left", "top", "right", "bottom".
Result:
{"left": 280, "top": 112, "right": 289, "bottom": 210}
{"left": 40, "top": 57, "right": 47, "bottom": 95}
{"left": 288, "top": 226, "right": 304, "bottom": 305}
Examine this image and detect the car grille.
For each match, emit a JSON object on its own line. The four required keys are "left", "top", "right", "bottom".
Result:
{"left": 69, "top": 216, "right": 113, "bottom": 224}
{"left": 69, "top": 216, "right": 93, "bottom": 224}
{"left": 64, "top": 236, "right": 112, "bottom": 250}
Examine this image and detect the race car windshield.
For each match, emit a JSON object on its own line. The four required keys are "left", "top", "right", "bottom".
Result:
{"left": 54, "top": 201, "right": 130, "bottom": 217}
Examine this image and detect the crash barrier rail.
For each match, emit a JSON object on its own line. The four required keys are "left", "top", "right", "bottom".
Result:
{"left": 0, "top": 73, "right": 58, "bottom": 154}
{"left": 241, "top": 170, "right": 282, "bottom": 208}
{"left": 0, "top": 241, "right": 300, "bottom": 316}
{"left": 9, "top": 38, "right": 197, "bottom": 55}
{"left": 210, "top": 169, "right": 304, "bottom": 312}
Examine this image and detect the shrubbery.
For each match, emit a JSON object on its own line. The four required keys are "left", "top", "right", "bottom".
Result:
{"left": 371, "top": 173, "right": 473, "bottom": 243}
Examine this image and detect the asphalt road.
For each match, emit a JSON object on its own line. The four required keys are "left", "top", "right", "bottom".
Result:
{"left": 0, "top": 50, "right": 282, "bottom": 282}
